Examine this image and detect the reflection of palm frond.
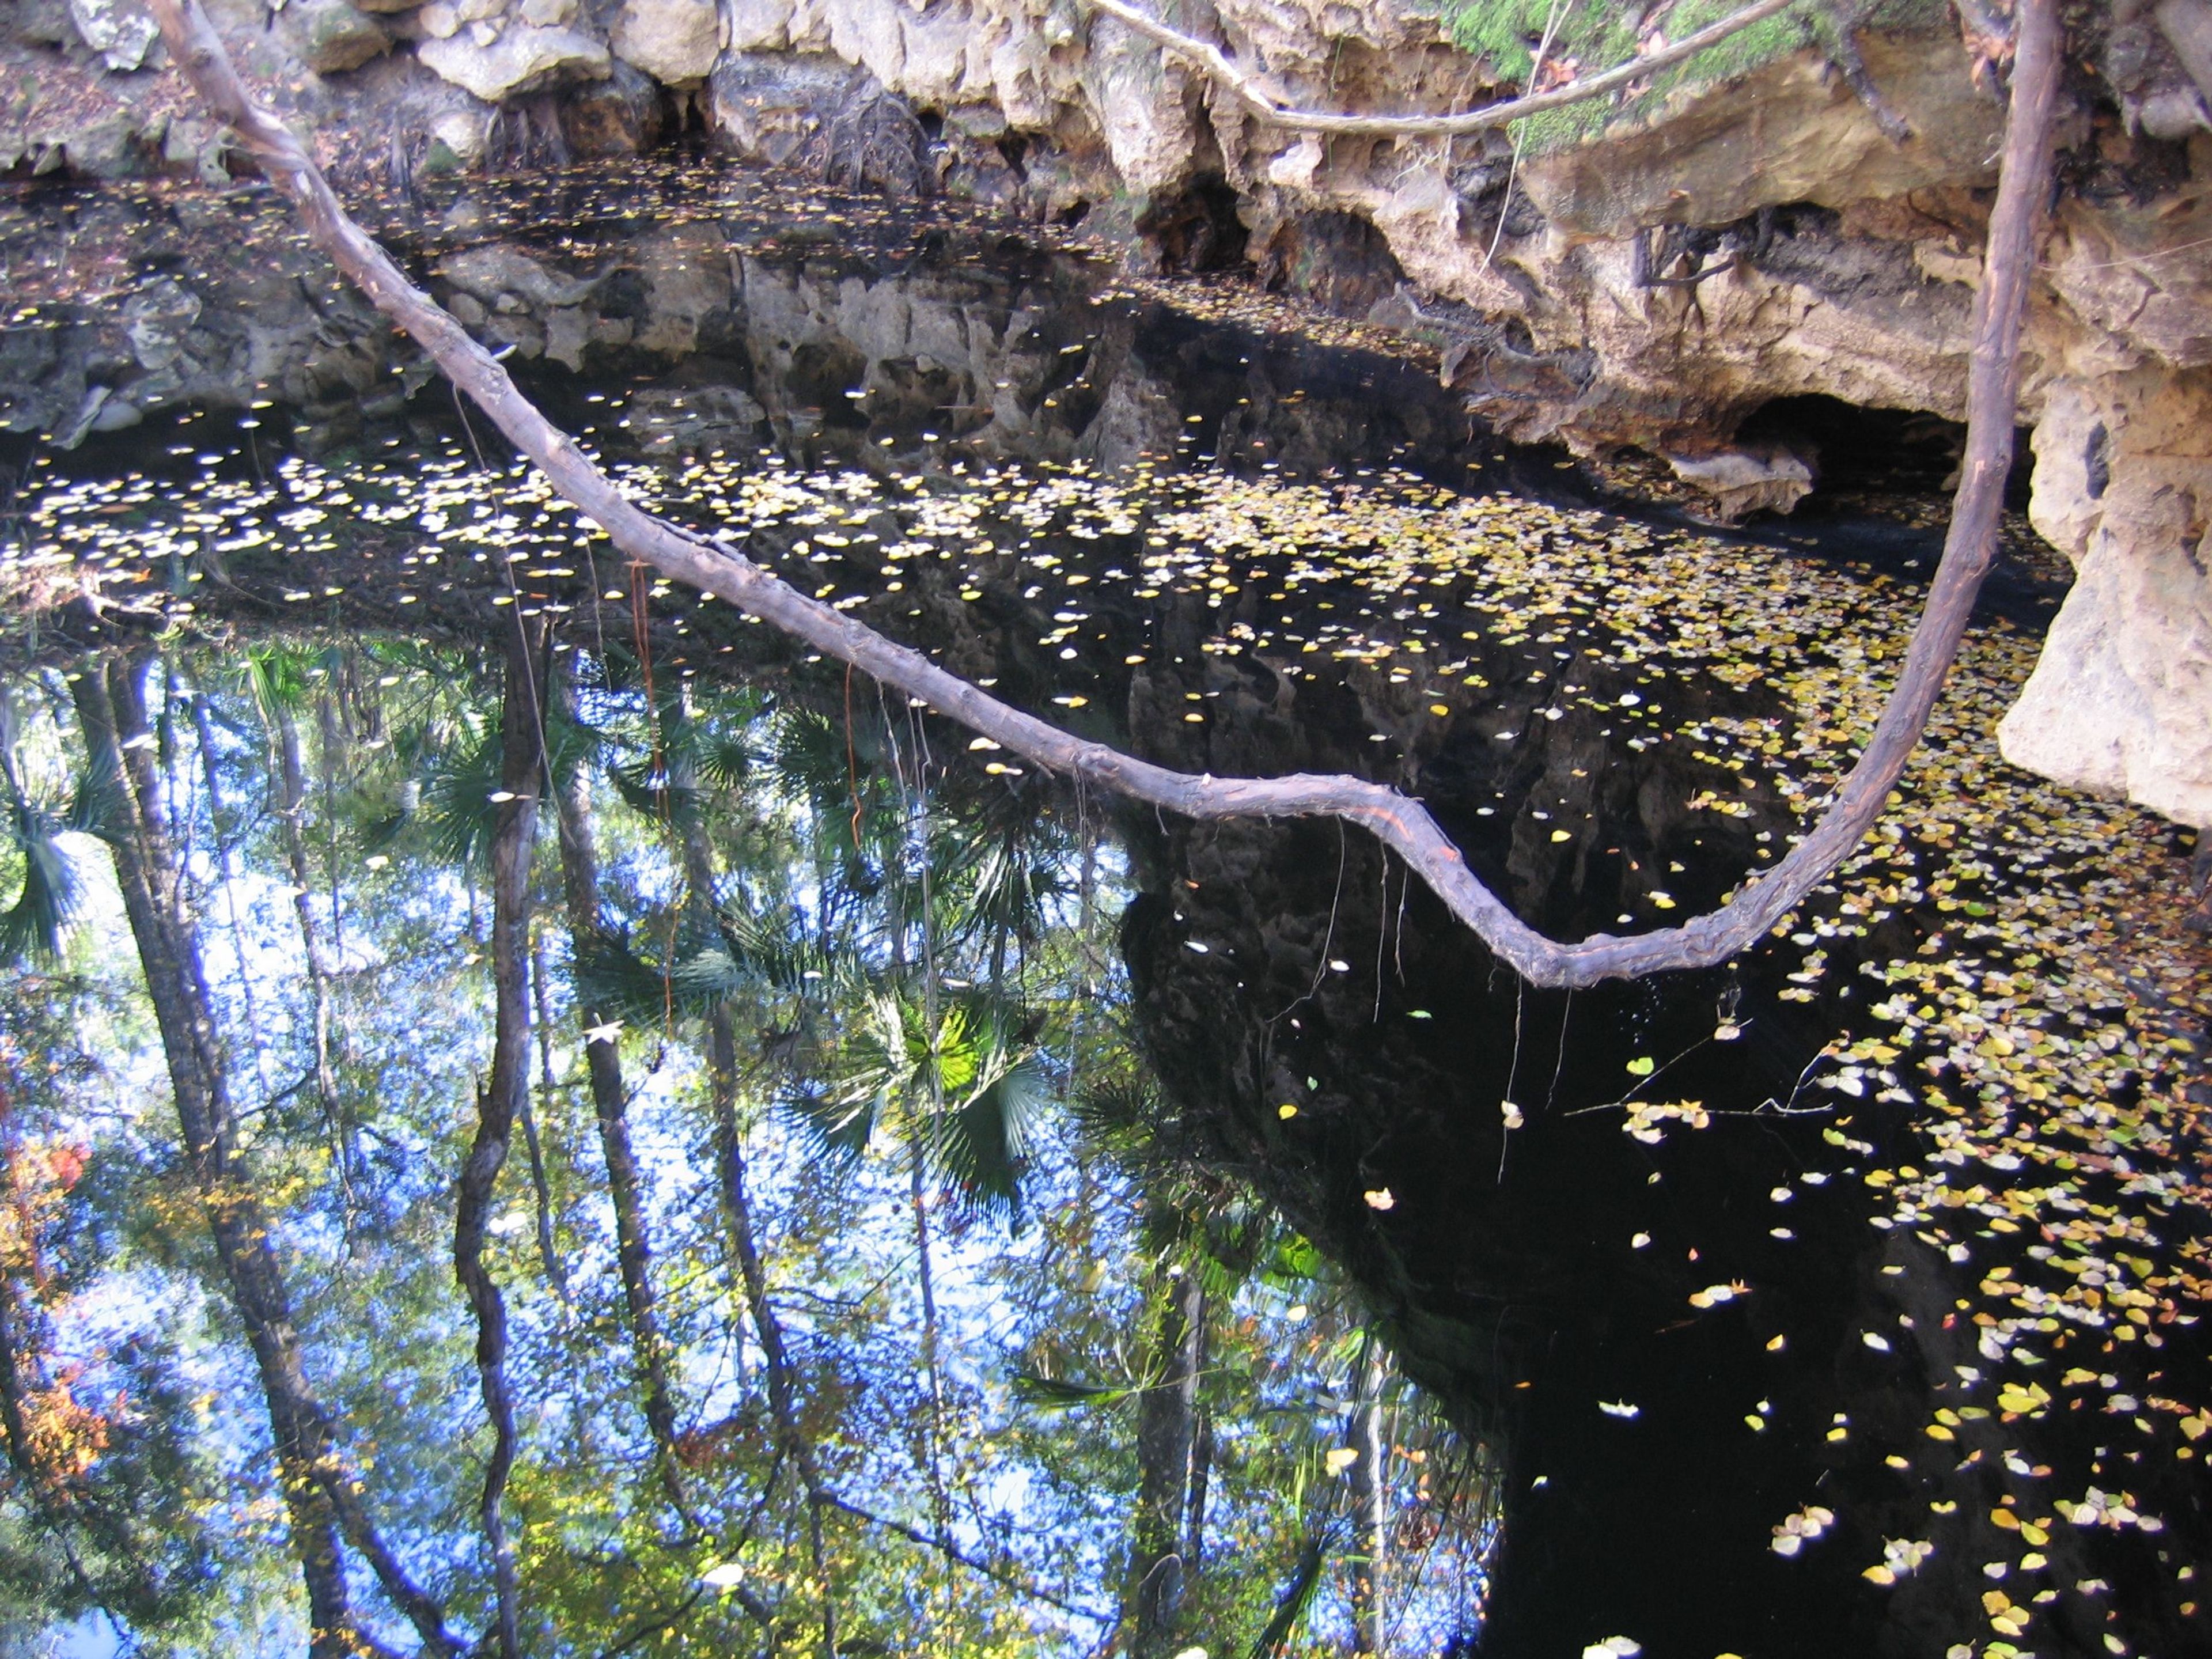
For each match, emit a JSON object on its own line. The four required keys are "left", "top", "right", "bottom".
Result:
{"left": 414, "top": 730, "right": 506, "bottom": 868}
{"left": 0, "top": 809, "right": 84, "bottom": 965}
{"left": 1247, "top": 1522, "right": 1338, "bottom": 1659}
{"left": 681, "top": 904, "right": 832, "bottom": 997}
{"left": 1006, "top": 1371, "right": 1143, "bottom": 1412}
{"left": 65, "top": 760, "right": 126, "bottom": 846}
{"left": 607, "top": 760, "right": 701, "bottom": 830}
{"left": 237, "top": 643, "right": 315, "bottom": 720}
{"left": 570, "top": 933, "right": 695, "bottom": 1029}
{"left": 819, "top": 993, "right": 1046, "bottom": 1219}
{"left": 696, "top": 730, "right": 757, "bottom": 790}
{"left": 1069, "top": 1078, "right": 1162, "bottom": 1152}
{"left": 950, "top": 1056, "right": 1044, "bottom": 1218}
{"left": 785, "top": 1084, "right": 878, "bottom": 1164}
{"left": 0, "top": 722, "right": 111, "bottom": 963}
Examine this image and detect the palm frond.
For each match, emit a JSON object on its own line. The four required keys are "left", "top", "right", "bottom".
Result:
{"left": 570, "top": 933, "right": 694, "bottom": 1029}
{"left": 0, "top": 818, "right": 84, "bottom": 965}
{"left": 63, "top": 760, "right": 127, "bottom": 846}
{"left": 1006, "top": 1371, "right": 1143, "bottom": 1413}
{"left": 415, "top": 729, "right": 506, "bottom": 869}
{"left": 607, "top": 759, "right": 702, "bottom": 831}
{"left": 784, "top": 1084, "right": 878, "bottom": 1164}
{"left": 1247, "top": 1522, "right": 1338, "bottom": 1659}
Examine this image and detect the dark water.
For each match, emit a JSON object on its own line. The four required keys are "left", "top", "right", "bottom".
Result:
{"left": 2, "top": 161, "right": 2207, "bottom": 1659}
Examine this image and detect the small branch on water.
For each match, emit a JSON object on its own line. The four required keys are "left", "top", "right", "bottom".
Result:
{"left": 139, "top": 0, "right": 2062, "bottom": 991}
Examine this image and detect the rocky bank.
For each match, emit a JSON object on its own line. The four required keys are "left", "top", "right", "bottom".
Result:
{"left": 2, "top": 0, "right": 2209, "bottom": 827}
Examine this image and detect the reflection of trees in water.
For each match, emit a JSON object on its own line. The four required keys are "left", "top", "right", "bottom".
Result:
{"left": 0, "top": 629, "right": 1495, "bottom": 1656}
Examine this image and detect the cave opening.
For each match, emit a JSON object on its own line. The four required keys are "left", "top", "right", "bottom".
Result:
{"left": 1135, "top": 172, "right": 1250, "bottom": 274}
{"left": 1732, "top": 393, "right": 2035, "bottom": 510}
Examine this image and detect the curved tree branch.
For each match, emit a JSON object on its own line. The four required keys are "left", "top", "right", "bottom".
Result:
{"left": 139, "top": 0, "right": 2061, "bottom": 990}
{"left": 1080, "top": 0, "right": 1802, "bottom": 139}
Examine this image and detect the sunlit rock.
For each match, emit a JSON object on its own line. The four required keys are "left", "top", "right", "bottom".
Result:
{"left": 1664, "top": 444, "right": 1815, "bottom": 522}
{"left": 611, "top": 0, "right": 719, "bottom": 86}
{"left": 2003, "top": 365, "right": 2212, "bottom": 828}
{"left": 418, "top": 21, "right": 611, "bottom": 101}
{"left": 65, "top": 0, "right": 159, "bottom": 70}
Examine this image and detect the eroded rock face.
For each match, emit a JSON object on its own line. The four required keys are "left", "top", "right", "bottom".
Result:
{"left": 677, "top": 0, "right": 2212, "bottom": 828}
{"left": 2002, "top": 366, "right": 2212, "bottom": 827}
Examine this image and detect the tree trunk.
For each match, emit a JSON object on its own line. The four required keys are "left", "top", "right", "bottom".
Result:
{"left": 543, "top": 651, "right": 687, "bottom": 1518}
{"left": 452, "top": 624, "right": 541, "bottom": 1659}
{"left": 1126, "top": 1222, "right": 1202, "bottom": 1657}
{"left": 664, "top": 698, "right": 840, "bottom": 1657}
{"left": 186, "top": 692, "right": 270, "bottom": 1099}
{"left": 73, "top": 656, "right": 460, "bottom": 1659}
{"left": 268, "top": 698, "right": 354, "bottom": 1222}
{"left": 523, "top": 931, "right": 573, "bottom": 1308}
{"left": 1347, "top": 1338, "right": 1388, "bottom": 1656}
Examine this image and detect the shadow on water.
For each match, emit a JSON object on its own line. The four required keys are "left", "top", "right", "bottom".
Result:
{"left": 3, "top": 161, "right": 2207, "bottom": 1658}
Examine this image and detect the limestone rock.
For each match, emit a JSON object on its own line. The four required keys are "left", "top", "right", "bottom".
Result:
{"left": 65, "top": 0, "right": 159, "bottom": 71}
{"left": 2002, "top": 366, "right": 2212, "bottom": 828}
{"left": 429, "top": 108, "right": 489, "bottom": 164}
{"left": 1521, "top": 31, "right": 2005, "bottom": 236}
{"left": 286, "top": 0, "right": 393, "bottom": 74}
{"left": 710, "top": 51, "right": 927, "bottom": 192}
{"left": 418, "top": 23, "right": 609, "bottom": 101}
{"left": 611, "top": 0, "right": 719, "bottom": 84}
{"left": 1665, "top": 445, "right": 1815, "bottom": 521}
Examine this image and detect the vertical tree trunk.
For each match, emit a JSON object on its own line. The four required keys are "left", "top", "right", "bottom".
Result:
{"left": 269, "top": 698, "right": 353, "bottom": 1219}
{"left": 452, "top": 625, "right": 541, "bottom": 1659}
{"left": 1126, "top": 1219, "right": 1203, "bottom": 1658}
{"left": 73, "top": 656, "right": 460, "bottom": 1659}
{"left": 523, "top": 932, "right": 573, "bottom": 1309}
{"left": 186, "top": 692, "right": 271, "bottom": 1099}
{"left": 543, "top": 652, "right": 687, "bottom": 1518}
{"left": 1347, "top": 1338, "right": 1388, "bottom": 1656}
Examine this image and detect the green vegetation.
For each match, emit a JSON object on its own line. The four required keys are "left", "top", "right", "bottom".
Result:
{"left": 1431, "top": 0, "right": 1952, "bottom": 149}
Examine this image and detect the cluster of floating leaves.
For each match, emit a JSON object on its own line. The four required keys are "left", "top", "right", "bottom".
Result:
{"left": 9, "top": 351, "right": 2207, "bottom": 1651}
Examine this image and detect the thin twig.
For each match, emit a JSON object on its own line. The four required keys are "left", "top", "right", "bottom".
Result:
{"left": 821, "top": 1493, "right": 1111, "bottom": 1624}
